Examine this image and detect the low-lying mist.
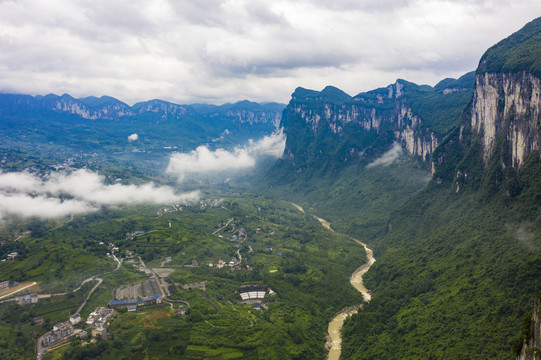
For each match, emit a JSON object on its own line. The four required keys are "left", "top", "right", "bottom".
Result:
{"left": 0, "top": 169, "right": 199, "bottom": 220}
{"left": 166, "top": 130, "right": 285, "bottom": 182}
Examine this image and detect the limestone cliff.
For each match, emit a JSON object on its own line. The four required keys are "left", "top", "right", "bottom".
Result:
{"left": 280, "top": 75, "right": 473, "bottom": 171}
{"left": 517, "top": 298, "right": 541, "bottom": 360}
{"left": 432, "top": 17, "right": 541, "bottom": 191}
{"left": 40, "top": 94, "right": 135, "bottom": 120}
{"left": 469, "top": 72, "right": 541, "bottom": 168}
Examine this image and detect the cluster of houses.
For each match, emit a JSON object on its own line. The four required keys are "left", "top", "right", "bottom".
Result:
{"left": 208, "top": 257, "right": 240, "bottom": 269}
{"left": 15, "top": 293, "right": 38, "bottom": 305}
{"left": 100, "top": 241, "right": 119, "bottom": 254}
{"left": 86, "top": 307, "right": 115, "bottom": 338}
{"left": 157, "top": 206, "right": 180, "bottom": 216}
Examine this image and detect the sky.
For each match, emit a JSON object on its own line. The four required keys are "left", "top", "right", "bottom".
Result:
{"left": 0, "top": 0, "right": 540, "bottom": 105}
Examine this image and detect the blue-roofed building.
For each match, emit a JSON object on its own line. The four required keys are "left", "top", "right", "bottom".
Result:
{"left": 143, "top": 294, "right": 162, "bottom": 305}
{"left": 107, "top": 299, "right": 141, "bottom": 309}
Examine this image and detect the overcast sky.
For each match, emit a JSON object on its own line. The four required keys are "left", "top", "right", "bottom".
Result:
{"left": 0, "top": 0, "right": 539, "bottom": 105}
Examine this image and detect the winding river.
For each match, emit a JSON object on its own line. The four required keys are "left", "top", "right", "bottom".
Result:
{"left": 326, "top": 239, "right": 375, "bottom": 360}
{"left": 290, "top": 204, "right": 376, "bottom": 359}
{"left": 315, "top": 215, "right": 375, "bottom": 360}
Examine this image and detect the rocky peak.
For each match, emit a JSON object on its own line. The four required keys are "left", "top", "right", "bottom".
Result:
{"left": 464, "top": 17, "right": 541, "bottom": 169}
{"left": 281, "top": 75, "right": 473, "bottom": 171}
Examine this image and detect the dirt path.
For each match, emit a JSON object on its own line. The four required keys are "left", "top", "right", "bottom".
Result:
{"left": 314, "top": 215, "right": 334, "bottom": 232}
{"left": 212, "top": 217, "right": 234, "bottom": 235}
{"left": 289, "top": 202, "right": 305, "bottom": 213}
{"left": 0, "top": 282, "right": 38, "bottom": 300}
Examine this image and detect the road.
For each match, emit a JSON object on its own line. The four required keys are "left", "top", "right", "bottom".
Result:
{"left": 75, "top": 277, "right": 103, "bottom": 314}
{"left": 212, "top": 217, "right": 234, "bottom": 235}
{"left": 0, "top": 282, "right": 37, "bottom": 300}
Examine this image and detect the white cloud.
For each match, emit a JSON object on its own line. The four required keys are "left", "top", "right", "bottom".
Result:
{"left": 247, "top": 129, "right": 287, "bottom": 157}
{"left": 128, "top": 133, "right": 139, "bottom": 141}
{"left": 0, "top": 169, "right": 199, "bottom": 220}
{"left": 167, "top": 130, "right": 286, "bottom": 180}
{"left": 0, "top": 1, "right": 539, "bottom": 104}
{"left": 367, "top": 142, "right": 403, "bottom": 168}
{"left": 0, "top": 192, "right": 95, "bottom": 220}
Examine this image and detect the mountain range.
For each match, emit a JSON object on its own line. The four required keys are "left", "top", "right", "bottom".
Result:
{"left": 0, "top": 15, "right": 540, "bottom": 360}
{"left": 265, "top": 16, "right": 541, "bottom": 360}
{"left": 0, "top": 94, "right": 284, "bottom": 174}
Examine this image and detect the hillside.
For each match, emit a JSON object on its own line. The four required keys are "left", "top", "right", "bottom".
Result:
{"left": 263, "top": 72, "right": 474, "bottom": 237}
{"left": 340, "top": 17, "right": 541, "bottom": 359}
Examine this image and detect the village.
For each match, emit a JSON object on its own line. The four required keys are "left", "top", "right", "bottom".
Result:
{"left": 0, "top": 205, "right": 280, "bottom": 359}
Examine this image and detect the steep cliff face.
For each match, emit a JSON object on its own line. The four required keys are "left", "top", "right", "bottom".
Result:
{"left": 132, "top": 99, "right": 194, "bottom": 123}
{"left": 433, "top": 17, "right": 541, "bottom": 191}
{"left": 194, "top": 100, "right": 283, "bottom": 132}
{"left": 517, "top": 298, "right": 541, "bottom": 360}
{"left": 280, "top": 75, "right": 473, "bottom": 171}
{"left": 45, "top": 94, "right": 135, "bottom": 120}
{"left": 469, "top": 72, "right": 541, "bottom": 167}
{"left": 222, "top": 108, "right": 281, "bottom": 128}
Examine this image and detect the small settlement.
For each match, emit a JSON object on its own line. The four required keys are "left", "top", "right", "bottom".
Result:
{"left": 40, "top": 322, "right": 74, "bottom": 347}
{"left": 86, "top": 307, "right": 115, "bottom": 337}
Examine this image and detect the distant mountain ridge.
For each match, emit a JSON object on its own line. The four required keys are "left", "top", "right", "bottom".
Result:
{"left": 0, "top": 93, "right": 285, "bottom": 170}
{"left": 275, "top": 71, "right": 475, "bottom": 177}
{"left": 0, "top": 92, "right": 283, "bottom": 130}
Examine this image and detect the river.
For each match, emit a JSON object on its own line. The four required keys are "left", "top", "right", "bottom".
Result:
{"left": 289, "top": 203, "right": 376, "bottom": 360}
{"left": 325, "top": 230, "right": 375, "bottom": 360}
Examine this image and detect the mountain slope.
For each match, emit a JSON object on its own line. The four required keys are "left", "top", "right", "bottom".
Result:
{"left": 262, "top": 73, "right": 474, "bottom": 237}
{"left": 340, "top": 17, "right": 541, "bottom": 359}
{"left": 275, "top": 71, "right": 474, "bottom": 178}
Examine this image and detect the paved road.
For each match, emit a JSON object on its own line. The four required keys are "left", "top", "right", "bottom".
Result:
{"left": 75, "top": 277, "right": 103, "bottom": 314}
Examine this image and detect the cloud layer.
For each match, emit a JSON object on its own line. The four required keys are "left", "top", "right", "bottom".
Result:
{"left": 167, "top": 130, "right": 285, "bottom": 180}
{"left": 0, "top": 1, "right": 539, "bottom": 104}
{"left": 367, "top": 142, "right": 403, "bottom": 168}
{"left": 0, "top": 169, "right": 199, "bottom": 220}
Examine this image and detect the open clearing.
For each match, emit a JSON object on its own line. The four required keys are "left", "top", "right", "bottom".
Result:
{"left": 0, "top": 282, "right": 38, "bottom": 299}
